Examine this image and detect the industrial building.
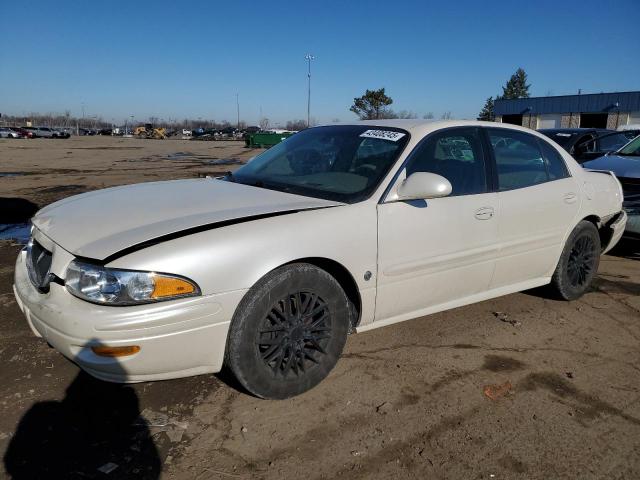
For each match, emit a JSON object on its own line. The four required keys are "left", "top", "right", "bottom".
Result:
{"left": 494, "top": 91, "right": 640, "bottom": 130}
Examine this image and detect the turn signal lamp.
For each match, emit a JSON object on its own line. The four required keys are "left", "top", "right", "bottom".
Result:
{"left": 91, "top": 345, "right": 141, "bottom": 357}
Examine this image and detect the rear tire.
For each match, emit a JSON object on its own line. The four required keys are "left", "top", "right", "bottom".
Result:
{"left": 550, "top": 220, "right": 600, "bottom": 300}
{"left": 226, "top": 263, "right": 351, "bottom": 399}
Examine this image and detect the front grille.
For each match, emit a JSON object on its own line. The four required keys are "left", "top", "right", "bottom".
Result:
{"left": 26, "top": 239, "right": 53, "bottom": 292}
{"left": 619, "top": 177, "right": 640, "bottom": 213}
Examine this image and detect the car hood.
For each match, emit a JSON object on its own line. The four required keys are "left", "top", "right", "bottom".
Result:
{"left": 582, "top": 154, "right": 640, "bottom": 178}
{"left": 32, "top": 178, "right": 342, "bottom": 260}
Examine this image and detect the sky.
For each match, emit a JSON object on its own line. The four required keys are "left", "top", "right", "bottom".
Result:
{"left": 1, "top": 0, "right": 639, "bottom": 126}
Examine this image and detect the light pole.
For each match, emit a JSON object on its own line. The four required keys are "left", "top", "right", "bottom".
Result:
{"left": 236, "top": 93, "right": 240, "bottom": 131}
{"left": 305, "top": 54, "right": 314, "bottom": 128}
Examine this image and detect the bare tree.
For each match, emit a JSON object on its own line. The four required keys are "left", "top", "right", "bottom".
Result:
{"left": 395, "top": 110, "right": 417, "bottom": 119}
{"left": 286, "top": 119, "right": 307, "bottom": 131}
{"left": 423, "top": 112, "right": 434, "bottom": 119}
{"left": 440, "top": 111, "right": 452, "bottom": 120}
{"left": 259, "top": 117, "right": 270, "bottom": 130}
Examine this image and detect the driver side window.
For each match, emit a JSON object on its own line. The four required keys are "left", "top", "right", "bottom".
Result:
{"left": 405, "top": 127, "right": 488, "bottom": 196}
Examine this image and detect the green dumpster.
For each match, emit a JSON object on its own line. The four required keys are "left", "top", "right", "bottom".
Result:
{"left": 245, "top": 131, "right": 295, "bottom": 148}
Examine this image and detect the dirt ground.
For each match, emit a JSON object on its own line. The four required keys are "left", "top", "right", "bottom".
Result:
{"left": 1, "top": 136, "right": 639, "bottom": 479}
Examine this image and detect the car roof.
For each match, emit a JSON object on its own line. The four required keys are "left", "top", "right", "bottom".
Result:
{"left": 538, "top": 128, "right": 613, "bottom": 135}
{"left": 317, "top": 119, "right": 547, "bottom": 138}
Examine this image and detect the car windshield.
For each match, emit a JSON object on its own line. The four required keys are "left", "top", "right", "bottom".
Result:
{"left": 540, "top": 131, "right": 577, "bottom": 149}
{"left": 594, "top": 132, "right": 634, "bottom": 152}
{"left": 618, "top": 136, "right": 640, "bottom": 156}
{"left": 229, "top": 125, "right": 410, "bottom": 203}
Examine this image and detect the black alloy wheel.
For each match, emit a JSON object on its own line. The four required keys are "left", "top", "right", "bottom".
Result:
{"left": 566, "top": 234, "right": 597, "bottom": 288}
{"left": 256, "top": 291, "right": 332, "bottom": 377}
{"left": 226, "top": 263, "right": 352, "bottom": 399}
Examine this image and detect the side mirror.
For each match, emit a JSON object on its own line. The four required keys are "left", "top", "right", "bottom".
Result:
{"left": 396, "top": 172, "right": 452, "bottom": 201}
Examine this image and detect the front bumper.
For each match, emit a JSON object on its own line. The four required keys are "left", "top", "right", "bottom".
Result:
{"left": 13, "top": 248, "right": 247, "bottom": 383}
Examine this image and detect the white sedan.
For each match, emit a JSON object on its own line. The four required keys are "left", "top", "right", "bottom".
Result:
{"left": 0, "top": 127, "right": 21, "bottom": 138}
{"left": 13, "top": 120, "right": 626, "bottom": 399}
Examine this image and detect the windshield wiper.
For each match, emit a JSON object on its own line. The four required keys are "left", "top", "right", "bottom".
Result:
{"left": 251, "top": 179, "right": 291, "bottom": 193}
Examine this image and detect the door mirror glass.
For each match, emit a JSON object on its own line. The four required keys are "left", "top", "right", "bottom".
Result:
{"left": 397, "top": 172, "right": 452, "bottom": 200}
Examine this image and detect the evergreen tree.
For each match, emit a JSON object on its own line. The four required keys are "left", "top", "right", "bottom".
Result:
{"left": 477, "top": 96, "right": 495, "bottom": 121}
{"left": 501, "top": 68, "right": 530, "bottom": 99}
{"left": 350, "top": 88, "right": 394, "bottom": 120}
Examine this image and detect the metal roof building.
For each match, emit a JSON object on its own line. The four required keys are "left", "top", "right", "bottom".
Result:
{"left": 494, "top": 91, "right": 640, "bottom": 130}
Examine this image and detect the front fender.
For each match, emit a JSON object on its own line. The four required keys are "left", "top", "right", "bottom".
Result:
{"left": 106, "top": 202, "right": 379, "bottom": 325}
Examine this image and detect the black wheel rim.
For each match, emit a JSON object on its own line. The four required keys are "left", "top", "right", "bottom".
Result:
{"left": 567, "top": 234, "right": 596, "bottom": 287}
{"left": 256, "top": 292, "right": 331, "bottom": 377}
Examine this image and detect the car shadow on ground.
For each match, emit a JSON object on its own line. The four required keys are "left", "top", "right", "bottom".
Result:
{"left": 0, "top": 198, "right": 38, "bottom": 224}
{"left": 3, "top": 351, "right": 161, "bottom": 479}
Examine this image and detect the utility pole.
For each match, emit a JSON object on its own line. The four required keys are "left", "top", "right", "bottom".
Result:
{"left": 305, "top": 54, "right": 314, "bottom": 128}
{"left": 236, "top": 93, "right": 240, "bottom": 131}
{"left": 79, "top": 102, "right": 85, "bottom": 135}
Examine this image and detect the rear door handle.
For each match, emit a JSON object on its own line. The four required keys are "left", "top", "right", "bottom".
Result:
{"left": 564, "top": 192, "right": 577, "bottom": 204}
{"left": 474, "top": 206, "right": 495, "bottom": 220}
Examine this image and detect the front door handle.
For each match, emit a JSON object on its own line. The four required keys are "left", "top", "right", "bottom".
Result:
{"left": 475, "top": 206, "right": 495, "bottom": 220}
{"left": 564, "top": 192, "right": 577, "bottom": 204}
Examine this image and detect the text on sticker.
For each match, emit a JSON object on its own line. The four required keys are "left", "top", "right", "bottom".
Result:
{"left": 359, "top": 130, "right": 406, "bottom": 142}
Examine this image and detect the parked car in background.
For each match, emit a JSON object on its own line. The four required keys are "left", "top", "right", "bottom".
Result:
{"left": 53, "top": 128, "right": 71, "bottom": 139}
{"left": 182, "top": 129, "right": 192, "bottom": 136}
{"left": 24, "top": 127, "right": 56, "bottom": 138}
{"left": 538, "top": 128, "right": 636, "bottom": 162}
{"left": 79, "top": 128, "right": 97, "bottom": 136}
{"left": 12, "top": 127, "right": 33, "bottom": 138}
{"left": 98, "top": 128, "right": 113, "bottom": 136}
{"left": 14, "top": 120, "right": 626, "bottom": 399}
{"left": 0, "top": 127, "right": 21, "bottom": 138}
{"left": 582, "top": 134, "right": 640, "bottom": 238}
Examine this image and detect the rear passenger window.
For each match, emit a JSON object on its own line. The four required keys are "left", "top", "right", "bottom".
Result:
{"left": 406, "top": 127, "right": 487, "bottom": 196}
{"left": 538, "top": 139, "right": 570, "bottom": 180}
{"left": 488, "top": 129, "right": 548, "bottom": 191}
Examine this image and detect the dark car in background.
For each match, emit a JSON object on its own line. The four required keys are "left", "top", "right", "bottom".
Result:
{"left": 539, "top": 128, "right": 638, "bottom": 163}
{"left": 582, "top": 134, "right": 640, "bottom": 238}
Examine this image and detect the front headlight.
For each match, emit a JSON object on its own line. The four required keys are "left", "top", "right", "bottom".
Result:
{"left": 65, "top": 260, "right": 200, "bottom": 305}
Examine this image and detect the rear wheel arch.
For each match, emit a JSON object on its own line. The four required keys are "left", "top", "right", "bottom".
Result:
{"left": 581, "top": 214, "right": 614, "bottom": 252}
{"left": 550, "top": 219, "right": 601, "bottom": 300}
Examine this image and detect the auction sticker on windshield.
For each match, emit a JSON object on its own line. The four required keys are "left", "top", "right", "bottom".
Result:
{"left": 359, "top": 130, "right": 406, "bottom": 142}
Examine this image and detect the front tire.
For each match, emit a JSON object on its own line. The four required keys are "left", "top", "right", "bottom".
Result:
{"left": 226, "top": 263, "right": 351, "bottom": 399}
{"left": 550, "top": 220, "right": 600, "bottom": 300}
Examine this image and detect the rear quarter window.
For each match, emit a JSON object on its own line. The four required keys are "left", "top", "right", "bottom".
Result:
{"left": 537, "top": 138, "right": 570, "bottom": 180}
